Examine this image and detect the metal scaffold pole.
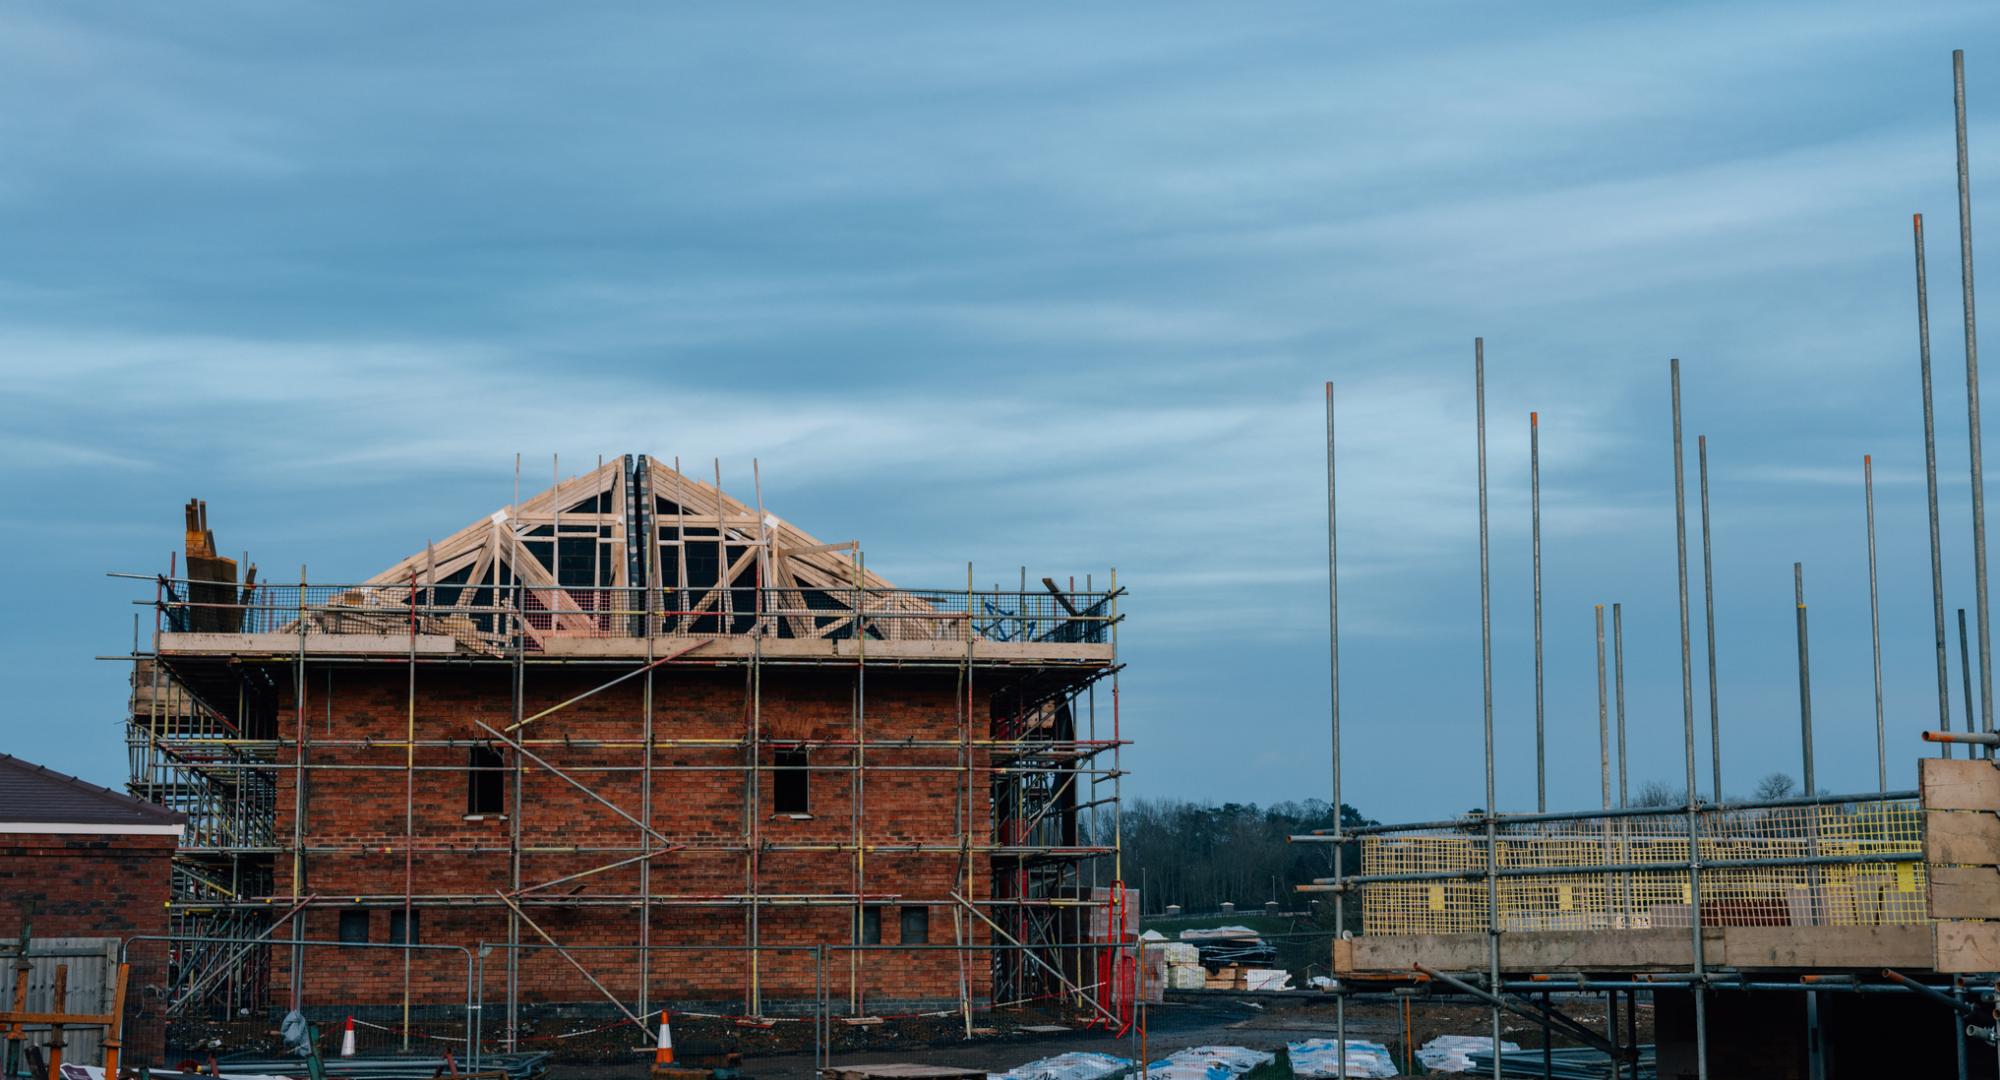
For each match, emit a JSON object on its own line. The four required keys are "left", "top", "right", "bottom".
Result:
{"left": 1323, "top": 381, "right": 1346, "bottom": 1080}
{"left": 292, "top": 563, "right": 307, "bottom": 1013}
{"left": 1955, "top": 49, "right": 1994, "bottom": 751}
{"left": 1597, "top": 606, "right": 1610, "bottom": 813}
{"left": 1614, "top": 603, "right": 1628, "bottom": 810}
{"left": 1964, "top": 609, "right": 1978, "bottom": 754}
{"left": 1796, "top": 563, "right": 1817, "bottom": 797}
{"left": 1669, "top": 359, "right": 1709, "bottom": 1080}
{"left": 1866, "top": 455, "right": 1887, "bottom": 791}
{"left": 1531, "top": 411, "right": 1545, "bottom": 813}
{"left": 1698, "top": 436, "right": 1721, "bottom": 799}
{"left": 1916, "top": 212, "right": 1956, "bottom": 757}
{"left": 1473, "top": 338, "right": 1501, "bottom": 1080}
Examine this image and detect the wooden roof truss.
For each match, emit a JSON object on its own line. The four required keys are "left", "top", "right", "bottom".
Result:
{"left": 335, "top": 455, "right": 943, "bottom": 651}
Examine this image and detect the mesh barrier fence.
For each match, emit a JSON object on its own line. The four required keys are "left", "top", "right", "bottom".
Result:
{"left": 1358, "top": 799, "right": 1925, "bottom": 935}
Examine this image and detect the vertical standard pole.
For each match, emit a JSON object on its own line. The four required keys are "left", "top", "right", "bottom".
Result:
{"left": 1474, "top": 338, "right": 1502, "bottom": 1080}
{"left": 1613, "top": 600, "right": 1632, "bottom": 924}
{"left": 1698, "top": 436, "right": 1722, "bottom": 799}
{"left": 1792, "top": 556, "right": 1824, "bottom": 936}
{"left": 1532, "top": 412, "right": 1546, "bottom": 813}
{"left": 1796, "top": 563, "right": 1817, "bottom": 796}
{"left": 1605, "top": 987, "right": 1622, "bottom": 1080}
{"left": 1613, "top": 604, "right": 1628, "bottom": 809}
{"left": 1596, "top": 602, "right": 1619, "bottom": 938}
{"left": 1963, "top": 609, "right": 1979, "bottom": 752}
{"left": 1597, "top": 606, "right": 1610, "bottom": 811}
{"left": 1918, "top": 213, "right": 1955, "bottom": 756}
{"left": 403, "top": 573, "right": 418, "bottom": 1052}
{"left": 1866, "top": 455, "right": 1887, "bottom": 791}
{"left": 1670, "top": 359, "right": 1710, "bottom": 1080}
{"left": 1324, "top": 381, "right": 1346, "bottom": 1080}
{"left": 292, "top": 563, "right": 307, "bottom": 1012}
{"left": 1807, "top": 989, "right": 1825, "bottom": 1080}
{"left": 1954, "top": 50, "right": 1994, "bottom": 743}
{"left": 1541, "top": 991, "right": 1554, "bottom": 1080}
{"left": 1955, "top": 978, "right": 1971, "bottom": 1080}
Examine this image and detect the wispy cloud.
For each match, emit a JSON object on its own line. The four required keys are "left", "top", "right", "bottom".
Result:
{"left": 0, "top": 2, "right": 1991, "bottom": 819}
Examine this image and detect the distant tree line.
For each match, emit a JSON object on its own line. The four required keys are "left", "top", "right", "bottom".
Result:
{"left": 1627, "top": 772, "right": 1825, "bottom": 807}
{"left": 1095, "top": 798, "right": 1374, "bottom": 919}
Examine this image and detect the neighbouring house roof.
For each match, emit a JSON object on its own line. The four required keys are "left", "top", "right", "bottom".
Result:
{"left": 0, "top": 752, "right": 186, "bottom": 834}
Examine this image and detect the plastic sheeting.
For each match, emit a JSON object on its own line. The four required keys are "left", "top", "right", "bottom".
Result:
{"left": 1418, "top": 1035, "right": 1522, "bottom": 1073}
{"left": 1143, "top": 1045, "right": 1273, "bottom": 1080}
{"left": 1175, "top": 926, "right": 1264, "bottom": 942}
{"left": 990, "top": 1051, "right": 1137, "bottom": 1080}
{"left": 1175, "top": 928, "right": 1278, "bottom": 968}
{"left": 1286, "top": 1038, "right": 1398, "bottom": 1079}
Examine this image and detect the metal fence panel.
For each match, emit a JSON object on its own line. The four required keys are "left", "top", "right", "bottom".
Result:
{"left": 1, "top": 938, "right": 120, "bottom": 1066}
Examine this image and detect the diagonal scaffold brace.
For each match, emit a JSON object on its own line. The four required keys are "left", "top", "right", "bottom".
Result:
{"left": 495, "top": 893, "right": 651, "bottom": 1037}
{"left": 503, "top": 639, "right": 712, "bottom": 733}
{"left": 474, "top": 718, "right": 678, "bottom": 849}
{"left": 948, "top": 892, "right": 1121, "bottom": 1029}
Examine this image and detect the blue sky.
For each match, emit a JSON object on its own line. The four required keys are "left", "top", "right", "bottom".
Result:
{"left": 3, "top": 3, "right": 1999, "bottom": 822}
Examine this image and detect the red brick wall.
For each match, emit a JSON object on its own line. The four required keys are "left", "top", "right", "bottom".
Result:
{"left": 270, "top": 664, "right": 992, "bottom": 1010}
{"left": 0, "top": 832, "right": 176, "bottom": 1064}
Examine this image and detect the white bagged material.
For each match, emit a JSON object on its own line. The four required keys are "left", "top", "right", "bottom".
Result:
{"left": 1144, "top": 940, "right": 1206, "bottom": 991}
{"left": 1242, "top": 968, "right": 1293, "bottom": 991}
{"left": 1286, "top": 1038, "right": 1398, "bottom": 1079}
{"left": 1157, "top": 942, "right": 1201, "bottom": 966}
{"left": 1144, "top": 1045, "right": 1273, "bottom": 1080}
{"left": 991, "top": 1051, "right": 1136, "bottom": 1080}
{"left": 1417, "top": 1035, "right": 1522, "bottom": 1073}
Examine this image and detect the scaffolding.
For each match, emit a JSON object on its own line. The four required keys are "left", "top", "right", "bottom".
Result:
{"left": 119, "top": 455, "right": 1130, "bottom": 1037}
{"left": 1291, "top": 50, "right": 2000, "bottom": 1071}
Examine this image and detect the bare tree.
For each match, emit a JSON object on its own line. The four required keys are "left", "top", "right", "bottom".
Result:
{"left": 1754, "top": 772, "right": 1796, "bottom": 800}
{"left": 1634, "top": 780, "right": 1684, "bottom": 807}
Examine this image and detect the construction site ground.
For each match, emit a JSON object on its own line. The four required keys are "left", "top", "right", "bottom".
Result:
{"left": 532, "top": 994, "right": 1653, "bottom": 1080}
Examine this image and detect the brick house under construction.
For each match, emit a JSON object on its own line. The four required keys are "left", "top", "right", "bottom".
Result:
{"left": 126, "top": 455, "right": 1125, "bottom": 1033}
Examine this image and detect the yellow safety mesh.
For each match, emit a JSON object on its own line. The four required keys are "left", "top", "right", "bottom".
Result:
{"left": 1359, "top": 801, "right": 1925, "bottom": 935}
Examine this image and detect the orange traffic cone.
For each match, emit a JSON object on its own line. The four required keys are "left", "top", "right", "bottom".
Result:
{"left": 340, "top": 1016, "right": 357, "bottom": 1058}
{"left": 653, "top": 1010, "right": 673, "bottom": 1067}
